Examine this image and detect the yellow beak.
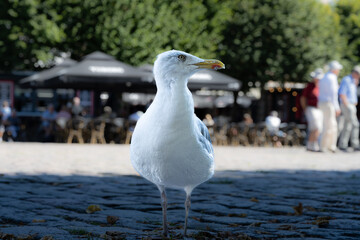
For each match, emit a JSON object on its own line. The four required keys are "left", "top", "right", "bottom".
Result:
{"left": 193, "top": 59, "right": 225, "bottom": 70}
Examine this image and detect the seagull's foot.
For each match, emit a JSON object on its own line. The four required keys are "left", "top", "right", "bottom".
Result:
{"left": 183, "top": 225, "right": 188, "bottom": 237}
{"left": 183, "top": 222, "right": 188, "bottom": 237}
{"left": 159, "top": 186, "right": 168, "bottom": 238}
{"left": 162, "top": 225, "right": 168, "bottom": 238}
{"left": 183, "top": 193, "right": 191, "bottom": 237}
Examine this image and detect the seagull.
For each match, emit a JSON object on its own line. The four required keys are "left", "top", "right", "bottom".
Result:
{"left": 130, "top": 50, "right": 225, "bottom": 237}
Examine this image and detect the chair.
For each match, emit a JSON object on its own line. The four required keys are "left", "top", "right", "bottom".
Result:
{"left": 214, "top": 124, "right": 229, "bottom": 146}
{"left": 229, "top": 123, "right": 240, "bottom": 146}
{"left": 125, "top": 120, "right": 137, "bottom": 144}
{"left": 67, "top": 117, "right": 85, "bottom": 144}
{"left": 55, "top": 117, "right": 69, "bottom": 143}
{"left": 109, "top": 118, "right": 126, "bottom": 144}
{"left": 238, "top": 123, "right": 251, "bottom": 146}
{"left": 90, "top": 118, "right": 106, "bottom": 144}
{"left": 284, "top": 123, "right": 306, "bottom": 146}
{"left": 252, "top": 123, "right": 268, "bottom": 147}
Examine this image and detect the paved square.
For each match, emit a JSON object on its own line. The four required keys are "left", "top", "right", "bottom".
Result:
{"left": 0, "top": 143, "right": 359, "bottom": 239}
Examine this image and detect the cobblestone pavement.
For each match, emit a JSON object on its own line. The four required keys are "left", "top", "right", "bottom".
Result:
{"left": 0, "top": 143, "right": 360, "bottom": 239}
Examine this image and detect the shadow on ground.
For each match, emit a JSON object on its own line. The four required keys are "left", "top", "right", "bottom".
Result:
{"left": 0, "top": 170, "right": 360, "bottom": 239}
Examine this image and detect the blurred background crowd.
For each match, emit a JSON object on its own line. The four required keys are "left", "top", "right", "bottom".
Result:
{"left": 0, "top": 0, "right": 359, "bottom": 151}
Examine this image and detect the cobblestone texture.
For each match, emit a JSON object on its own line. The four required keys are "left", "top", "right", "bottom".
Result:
{"left": 1, "top": 171, "right": 360, "bottom": 239}
{"left": 0, "top": 143, "right": 359, "bottom": 239}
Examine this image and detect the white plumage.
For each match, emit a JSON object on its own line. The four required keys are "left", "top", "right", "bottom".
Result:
{"left": 130, "top": 50, "right": 224, "bottom": 237}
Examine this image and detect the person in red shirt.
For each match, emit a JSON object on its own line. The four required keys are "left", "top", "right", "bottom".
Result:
{"left": 300, "top": 69, "right": 324, "bottom": 152}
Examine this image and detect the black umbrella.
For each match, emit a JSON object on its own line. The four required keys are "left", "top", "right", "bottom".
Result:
{"left": 189, "top": 70, "right": 241, "bottom": 91}
{"left": 20, "top": 58, "right": 77, "bottom": 88}
{"left": 20, "top": 52, "right": 241, "bottom": 92}
{"left": 139, "top": 64, "right": 241, "bottom": 92}
{"left": 20, "top": 51, "right": 154, "bottom": 91}
{"left": 58, "top": 51, "right": 153, "bottom": 91}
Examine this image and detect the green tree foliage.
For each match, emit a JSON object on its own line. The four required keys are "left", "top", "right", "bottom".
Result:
{"left": 220, "top": 0, "right": 343, "bottom": 90}
{"left": 0, "top": 0, "right": 354, "bottom": 85}
{"left": 52, "top": 0, "right": 223, "bottom": 65}
{"left": 336, "top": 0, "right": 360, "bottom": 64}
{"left": 0, "top": 0, "right": 223, "bottom": 70}
{"left": 0, "top": 0, "right": 64, "bottom": 71}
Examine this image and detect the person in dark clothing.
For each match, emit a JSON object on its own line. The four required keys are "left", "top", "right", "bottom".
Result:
{"left": 300, "top": 68, "right": 324, "bottom": 151}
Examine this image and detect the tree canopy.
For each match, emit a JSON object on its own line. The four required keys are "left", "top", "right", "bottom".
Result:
{"left": 220, "top": 0, "right": 344, "bottom": 90}
{"left": 0, "top": 0, "right": 64, "bottom": 71}
{"left": 0, "top": 0, "right": 356, "bottom": 89}
{"left": 336, "top": 0, "right": 360, "bottom": 64}
{"left": 44, "top": 0, "right": 223, "bottom": 66}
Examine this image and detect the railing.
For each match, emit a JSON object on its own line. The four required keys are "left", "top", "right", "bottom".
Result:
{"left": 3, "top": 115, "right": 307, "bottom": 146}
{"left": 210, "top": 122, "right": 307, "bottom": 147}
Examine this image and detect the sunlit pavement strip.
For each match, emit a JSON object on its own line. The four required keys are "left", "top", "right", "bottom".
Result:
{"left": 0, "top": 143, "right": 360, "bottom": 239}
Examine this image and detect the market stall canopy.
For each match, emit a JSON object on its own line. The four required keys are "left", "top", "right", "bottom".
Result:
{"left": 139, "top": 64, "right": 241, "bottom": 92}
{"left": 20, "top": 51, "right": 154, "bottom": 91}
{"left": 189, "top": 70, "right": 241, "bottom": 91}
{"left": 20, "top": 58, "right": 77, "bottom": 88}
{"left": 20, "top": 51, "right": 241, "bottom": 92}
{"left": 121, "top": 92, "right": 251, "bottom": 109}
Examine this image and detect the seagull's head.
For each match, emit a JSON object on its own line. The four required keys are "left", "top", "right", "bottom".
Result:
{"left": 153, "top": 50, "right": 225, "bottom": 89}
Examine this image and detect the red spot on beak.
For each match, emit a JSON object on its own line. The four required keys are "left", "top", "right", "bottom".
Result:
{"left": 212, "top": 64, "right": 222, "bottom": 70}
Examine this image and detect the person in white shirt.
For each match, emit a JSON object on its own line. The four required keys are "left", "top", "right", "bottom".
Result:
{"left": 318, "top": 60, "right": 342, "bottom": 152}
{"left": 265, "top": 111, "right": 281, "bottom": 134}
{"left": 265, "top": 111, "right": 284, "bottom": 147}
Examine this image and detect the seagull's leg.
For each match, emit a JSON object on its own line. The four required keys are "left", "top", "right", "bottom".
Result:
{"left": 184, "top": 191, "right": 192, "bottom": 236}
{"left": 158, "top": 185, "right": 168, "bottom": 237}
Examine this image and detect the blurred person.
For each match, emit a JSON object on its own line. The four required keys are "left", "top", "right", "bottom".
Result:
{"left": 126, "top": 110, "right": 144, "bottom": 143}
{"left": 56, "top": 105, "right": 71, "bottom": 129}
{"left": 0, "top": 101, "right": 12, "bottom": 143}
{"left": 41, "top": 104, "right": 57, "bottom": 139}
{"left": 101, "top": 106, "right": 114, "bottom": 120}
{"left": 265, "top": 111, "right": 284, "bottom": 147}
{"left": 214, "top": 114, "right": 229, "bottom": 127}
{"left": 203, "top": 114, "right": 215, "bottom": 136}
{"left": 71, "top": 96, "right": 83, "bottom": 116}
{"left": 338, "top": 66, "right": 360, "bottom": 151}
{"left": 4, "top": 109, "right": 21, "bottom": 141}
{"left": 0, "top": 125, "right": 3, "bottom": 142}
{"left": 300, "top": 69, "right": 324, "bottom": 152}
{"left": 1, "top": 101, "right": 11, "bottom": 122}
{"left": 265, "top": 111, "right": 281, "bottom": 134}
{"left": 203, "top": 114, "right": 215, "bottom": 127}
{"left": 99, "top": 106, "right": 116, "bottom": 142}
{"left": 243, "top": 113, "right": 253, "bottom": 125}
{"left": 129, "top": 110, "right": 144, "bottom": 123}
{"left": 56, "top": 105, "right": 71, "bottom": 120}
{"left": 318, "top": 60, "right": 342, "bottom": 153}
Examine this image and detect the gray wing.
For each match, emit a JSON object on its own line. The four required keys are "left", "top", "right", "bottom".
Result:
{"left": 195, "top": 116, "right": 214, "bottom": 156}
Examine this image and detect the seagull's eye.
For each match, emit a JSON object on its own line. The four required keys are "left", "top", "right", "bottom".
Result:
{"left": 178, "top": 55, "right": 186, "bottom": 62}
